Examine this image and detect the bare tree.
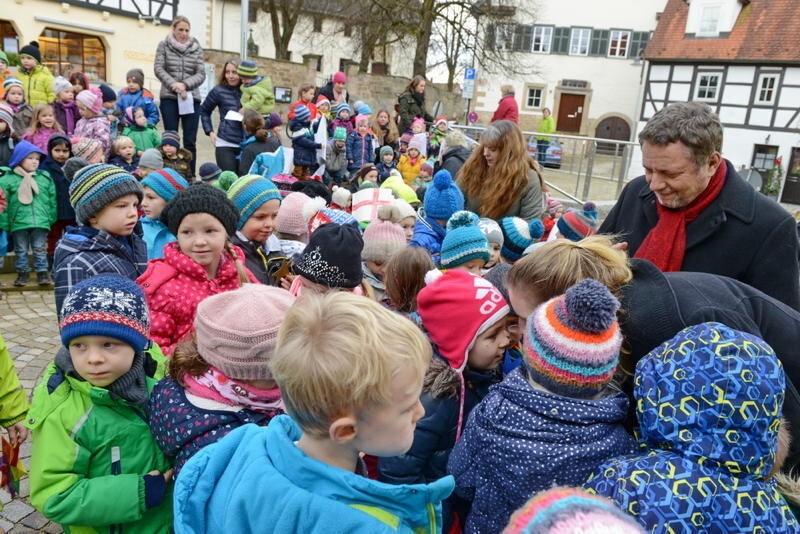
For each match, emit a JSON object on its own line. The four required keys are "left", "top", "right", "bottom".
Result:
{"left": 260, "top": 0, "right": 306, "bottom": 60}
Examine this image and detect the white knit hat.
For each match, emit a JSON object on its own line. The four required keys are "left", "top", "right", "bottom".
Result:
{"left": 276, "top": 192, "right": 312, "bottom": 236}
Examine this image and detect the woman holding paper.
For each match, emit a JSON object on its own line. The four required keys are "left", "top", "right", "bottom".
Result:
{"left": 200, "top": 59, "right": 244, "bottom": 172}
{"left": 154, "top": 15, "right": 206, "bottom": 178}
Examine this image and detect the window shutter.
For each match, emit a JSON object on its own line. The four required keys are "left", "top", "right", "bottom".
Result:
{"left": 552, "top": 27, "right": 570, "bottom": 54}
{"left": 589, "top": 29, "right": 609, "bottom": 56}
{"left": 630, "top": 31, "right": 650, "bottom": 58}
{"left": 486, "top": 23, "right": 496, "bottom": 51}
{"left": 514, "top": 25, "right": 534, "bottom": 51}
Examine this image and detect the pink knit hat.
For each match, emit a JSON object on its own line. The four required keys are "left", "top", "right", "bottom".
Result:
{"left": 194, "top": 285, "right": 296, "bottom": 381}
{"left": 362, "top": 206, "right": 407, "bottom": 263}
{"left": 76, "top": 88, "right": 103, "bottom": 115}
{"left": 332, "top": 71, "right": 347, "bottom": 84}
{"left": 276, "top": 191, "right": 312, "bottom": 236}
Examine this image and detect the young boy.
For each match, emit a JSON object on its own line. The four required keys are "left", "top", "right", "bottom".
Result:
{"left": 0, "top": 141, "right": 56, "bottom": 286}
{"left": 376, "top": 145, "right": 397, "bottom": 184}
{"left": 410, "top": 169, "right": 464, "bottom": 265}
{"left": 237, "top": 60, "right": 275, "bottom": 115}
{"left": 173, "top": 291, "right": 453, "bottom": 532}
{"left": 136, "top": 147, "right": 164, "bottom": 178}
{"left": 52, "top": 163, "right": 147, "bottom": 316}
{"left": 123, "top": 107, "right": 161, "bottom": 156}
{"left": 324, "top": 126, "right": 348, "bottom": 185}
{"left": 289, "top": 105, "right": 321, "bottom": 179}
{"left": 109, "top": 136, "right": 140, "bottom": 173}
{"left": 99, "top": 84, "right": 121, "bottom": 145}
{"left": 478, "top": 218, "right": 503, "bottom": 270}
{"left": 439, "top": 211, "right": 490, "bottom": 275}
{"left": 329, "top": 103, "right": 353, "bottom": 137}
{"left": 16, "top": 41, "right": 55, "bottom": 106}
{"left": 141, "top": 168, "right": 189, "bottom": 260}
{"left": 116, "top": 68, "right": 159, "bottom": 127}
{"left": 27, "top": 274, "right": 173, "bottom": 533}
{"left": 159, "top": 130, "right": 192, "bottom": 181}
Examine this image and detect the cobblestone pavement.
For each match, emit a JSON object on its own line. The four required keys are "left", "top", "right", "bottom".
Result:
{"left": 0, "top": 290, "right": 63, "bottom": 533}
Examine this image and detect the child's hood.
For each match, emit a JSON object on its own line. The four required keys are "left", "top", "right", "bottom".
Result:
{"left": 8, "top": 140, "right": 46, "bottom": 168}
{"left": 635, "top": 322, "right": 784, "bottom": 479}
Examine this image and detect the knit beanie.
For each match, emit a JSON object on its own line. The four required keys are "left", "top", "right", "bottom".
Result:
{"left": 505, "top": 487, "right": 644, "bottom": 534}
{"left": 388, "top": 198, "right": 416, "bottom": 222}
{"left": 419, "top": 161, "right": 434, "bottom": 175}
{"left": 2, "top": 78, "right": 22, "bottom": 94}
{"left": 0, "top": 103, "right": 15, "bottom": 135}
{"left": 217, "top": 170, "right": 238, "bottom": 192}
{"left": 194, "top": 284, "right": 295, "bottom": 381}
{"left": 141, "top": 169, "right": 189, "bottom": 202}
{"left": 483, "top": 263, "right": 512, "bottom": 309}
{"left": 227, "top": 175, "right": 282, "bottom": 229}
{"left": 501, "top": 217, "right": 545, "bottom": 261}
{"left": 294, "top": 104, "right": 311, "bottom": 123}
{"left": 276, "top": 192, "right": 312, "bottom": 236}
{"left": 0, "top": 50, "right": 7, "bottom": 66}
{"left": 381, "top": 173, "right": 420, "bottom": 204}
{"left": 424, "top": 170, "right": 464, "bottom": 221}
{"left": 353, "top": 101, "right": 365, "bottom": 114}
{"left": 307, "top": 206, "right": 358, "bottom": 236}
{"left": 440, "top": 211, "right": 490, "bottom": 269}
{"left": 19, "top": 41, "right": 41, "bottom": 63}
{"left": 336, "top": 103, "right": 351, "bottom": 117}
{"left": 362, "top": 206, "right": 407, "bottom": 263}
{"left": 70, "top": 164, "right": 143, "bottom": 225}
{"left": 53, "top": 76, "right": 72, "bottom": 96}
{"left": 524, "top": 279, "right": 622, "bottom": 399}
{"left": 290, "top": 179, "right": 332, "bottom": 204}
{"left": 71, "top": 137, "right": 104, "bottom": 164}
{"left": 557, "top": 202, "right": 599, "bottom": 242}
{"left": 359, "top": 103, "right": 372, "bottom": 115}
{"left": 354, "top": 114, "right": 368, "bottom": 126}
{"left": 332, "top": 71, "right": 347, "bottom": 84}
{"left": 160, "top": 130, "right": 181, "bottom": 149}
{"left": 412, "top": 117, "right": 426, "bottom": 131}
{"left": 315, "top": 94, "right": 330, "bottom": 107}
{"left": 547, "top": 198, "right": 563, "bottom": 217}
{"left": 99, "top": 84, "right": 116, "bottom": 103}
{"left": 400, "top": 132, "right": 413, "bottom": 146}
{"left": 331, "top": 186, "right": 352, "bottom": 210}
{"left": 63, "top": 157, "right": 89, "bottom": 183}
{"left": 138, "top": 148, "right": 163, "bottom": 170}
{"left": 126, "top": 68, "right": 145, "bottom": 87}
{"left": 478, "top": 218, "right": 504, "bottom": 247}
{"left": 237, "top": 60, "right": 258, "bottom": 78}
{"left": 408, "top": 133, "right": 427, "bottom": 157}
{"left": 59, "top": 274, "right": 150, "bottom": 353}
{"left": 293, "top": 223, "right": 364, "bottom": 288}
{"left": 380, "top": 145, "right": 394, "bottom": 159}
{"left": 160, "top": 184, "right": 239, "bottom": 237}
{"left": 333, "top": 127, "right": 347, "bottom": 142}
{"left": 198, "top": 162, "right": 222, "bottom": 182}
{"left": 265, "top": 112, "right": 282, "bottom": 130}
{"left": 417, "top": 269, "right": 509, "bottom": 371}
{"left": 76, "top": 88, "right": 103, "bottom": 115}
{"left": 434, "top": 116, "right": 448, "bottom": 129}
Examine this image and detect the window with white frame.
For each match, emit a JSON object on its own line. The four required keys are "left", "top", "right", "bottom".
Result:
{"left": 526, "top": 87, "right": 543, "bottom": 108}
{"left": 569, "top": 28, "right": 591, "bottom": 56}
{"left": 695, "top": 73, "right": 720, "bottom": 101}
{"left": 496, "top": 24, "right": 515, "bottom": 51}
{"left": 757, "top": 73, "right": 779, "bottom": 105}
{"left": 698, "top": 5, "right": 721, "bottom": 36}
{"left": 532, "top": 26, "right": 552, "bottom": 53}
{"left": 608, "top": 30, "right": 630, "bottom": 57}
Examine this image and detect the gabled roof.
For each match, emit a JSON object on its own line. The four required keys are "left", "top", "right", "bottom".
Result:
{"left": 645, "top": 0, "right": 800, "bottom": 63}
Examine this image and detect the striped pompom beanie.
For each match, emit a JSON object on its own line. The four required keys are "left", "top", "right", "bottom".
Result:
{"left": 237, "top": 60, "right": 258, "bottom": 78}
{"left": 227, "top": 175, "right": 282, "bottom": 229}
{"left": 141, "top": 168, "right": 189, "bottom": 202}
{"left": 524, "top": 279, "right": 622, "bottom": 398}
{"left": 501, "top": 217, "right": 544, "bottom": 262}
{"left": 440, "top": 211, "right": 490, "bottom": 269}
{"left": 69, "top": 163, "right": 143, "bottom": 224}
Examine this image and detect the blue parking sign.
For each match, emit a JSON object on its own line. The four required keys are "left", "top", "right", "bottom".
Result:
{"left": 464, "top": 68, "right": 476, "bottom": 80}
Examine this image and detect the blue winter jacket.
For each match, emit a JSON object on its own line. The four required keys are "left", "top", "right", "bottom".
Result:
{"left": 173, "top": 415, "right": 455, "bottom": 533}
{"left": 346, "top": 131, "right": 375, "bottom": 171}
{"left": 108, "top": 154, "right": 140, "bottom": 174}
{"left": 585, "top": 322, "right": 798, "bottom": 533}
{"left": 249, "top": 146, "right": 286, "bottom": 181}
{"left": 410, "top": 211, "right": 446, "bottom": 265}
{"left": 376, "top": 160, "right": 397, "bottom": 184}
{"left": 448, "top": 367, "right": 636, "bottom": 534}
{"left": 116, "top": 88, "right": 160, "bottom": 126}
{"left": 289, "top": 117, "right": 320, "bottom": 167}
{"left": 39, "top": 157, "right": 75, "bottom": 221}
{"left": 200, "top": 85, "right": 244, "bottom": 145}
{"left": 141, "top": 217, "right": 176, "bottom": 260}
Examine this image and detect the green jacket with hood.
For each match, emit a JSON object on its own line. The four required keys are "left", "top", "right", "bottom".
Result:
{"left": 17, "top": 64, "right": 55, "bottom": 107}
{"left": 0, "top": 334, "right": 28, "bottom": 428}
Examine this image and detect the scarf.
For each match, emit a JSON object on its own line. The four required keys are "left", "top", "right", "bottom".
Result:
{"left": 167, "top": 32, "right": 191, "bottom": 53}
{"left": 60, "top": 101, "right": 78, "bottom": 135}
{"left": 14, "top": 165, "right": 38, "bottom": 205}
{"left": 183, "top": 366, "right": 284, "bottom": 413}
{"left": 634, "top": 159, "right": 727, "bottom": 272}
{"left": 55, "top": 346, "right": 149, "bottom": 407}
{"left": 412, "top": 91, "right": 425, "bottom": 107}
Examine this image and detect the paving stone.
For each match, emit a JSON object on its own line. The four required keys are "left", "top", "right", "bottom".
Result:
{"left": 0, "top": 501, "right": 34, "bottom": 523}
{"left": 9, "top": 526, "right": 38, "bottom": 534}
{"left": 42, "top": 522, "right": 63, "bottom": 533}
{"left": 20, "top": 511, "right": 47, "bottom": 530}
{"left": 0, "top": 517, "right": 13, "bottom": 533}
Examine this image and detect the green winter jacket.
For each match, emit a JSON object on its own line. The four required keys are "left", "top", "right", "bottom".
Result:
{"left": 0, "top": 167, "right": 57, "bottom": 232}
{"left": 0, "top": 334, "right": 29, "bottom": 428}
{"left": 241, "top": 75, "right": 275, "bottom": 115}
{"left": 26, "top": 363, "right": 173, "bottom": 534}
{"left": 122, "top": 125, "right": 161, "bottom": 155}
{"left": 18, "top": 65, "right": 56, "bottom": 107}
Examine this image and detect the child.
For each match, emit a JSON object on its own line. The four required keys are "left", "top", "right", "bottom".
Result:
{"left": 140, "top": 168, "right": 189, "bottom": 260}
{"left": 149, "top": 284, "right": 293, "bottom": 474}
{"left": 586, "top": 322, "right": 797, "bottom": 532}
{"left": 448, "top": 279, "right": 637, "bottom": 533}
{"left": 39, "top": 135, "right": 74, "bottom": 262}
{"left": 410, "top": 169, "right": 464, "bottom": 264}
{"left": 237, "top": 60, "right": 275, "bottom": 115}
{"left": 412, "top": 161, "right": 433, "bottom": 189}
{"left": 399, "top": 132, "right": 412, "bottom": 154}
{"left": 172, "top": 291, "right": 453, "bottom": 533}
{"left": 116, "top": 68, "right": 160, "bottom": 127}
{"left": 123, "top": 107, "right": 162, "bottom": 156}
{"left": 109, "top": 135, "right": 140, "bottom": 173}
{"left": 347, "top": 163, "right": 379, "bottom": 193}
{"left": 0, "top": 102, "right": 14, "bottom": 166}
{"left": 410, "top": 117, "right": 427, "bottom": 136}
{"left": 0, "top": 333, "right": 29, "bottom": 448}
{"left": 71, "top": 136, "right": 105, "bottom": 164}
{"left": 500, "top": 216, "right": 545, "bottom": 262}
{"left": 439, "top": 211, "right": 490, "bottom": 275}
{"left": 16, "top": 41, "right": 55, "bottom": 106}
{"left": 198, "top": 162, "right": 222, "bottom": 186}
{"left": 547, "top": 202, "right": 599, "bottom": 242}
{"left": 379, "top": 198, "right": 416, "bottom": 243}
{"left": 315, "top": 94, "right": 331, "bottom": 120}
{"left": 27, "top": 274, "right": 173, "bottom": 533}
{"left": 346, "top": 114, "right": 375, "bottom": 173}
{"left": 99, "top": 84, "right": 121, "bottom": 145}
{"left": 428, "top": 116, "right": 449, "bottom": 160}
{"left": 542, "top": 198, "right": 562, "bottom": 240}
{"left": 288, "top": 104, "right": 321, "bottom": 179}
{"left": 362, "top": 206, "right": 407, "bottom": 303}
{"left": 69, "top": 72, "right": 89, "bottom": 94}
{"left": 52, "top": 76, "right": 78, "bottom": 135}
{"left": 276, "top": 191, "right": 312, "bottom": 260}
{"left": 136, "top": 147, "right": 164, "bottom": 178}
{"left": 482, "top": 263, "right": 525, "bottom": 373}
{"left": 239, "top": 110, "right": 281, "bottom": 176}
{"left": 383, "top": 246, "right": 435, "bottom": 324}
{"left": 288, "top": 84, "right": 317, "bottom": 120}
{"left": 3, "top": 79, "right": 33, "bottom": 136}
{"left": 0, "top": 141, "right": 56, "bottom": 286}
{"left": 329, "top": 102, "right": 353, "bottom": 137}
{"left": 247, "top": 113, "right": 286, "bottom": 180}
{"left": 53, "top": 163, "right": 147, "bottom": 314}
{"left": 227, "top": 175, "right": 287, "bottom": 285}
{"left": 137, "top": 184, "right": 256, "bottom": 356}
{"left": 381, "top": 169, "right": 421, "bottom": 208}
{"left": 398, "top": 135, "right": 426, "bottom": 186}
{"left": 478, "top": 218, "right": 503, "bottom": 270}
{"left": 379, "top": 269, "right": 511, "bottom": 531}
{"left": 290, "top": 221, "right": 364, "bottom": 296}
{"left": 323, "top": 126, "right": 348, "bottom": 185}
{"left": 159, "top": 130, "right": 192, "bottom": 181}
{"left": 376, "top": 145, "right": 397, "bottom": 183}
{"left": 74, "top": 88, "right": 111, "bottom": 158}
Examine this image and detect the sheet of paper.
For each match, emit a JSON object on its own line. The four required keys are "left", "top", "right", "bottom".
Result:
{"left": 224, "top": 110, "right": 244, "bottom": 121}
{"left": 282, "top": 147, "right": 294, "bottom": 174}
{"left": 315, "top": 115, "right": 328, "bottom": 164}
{"left": 178, "top": 95, "right": 195, "bottom": 116}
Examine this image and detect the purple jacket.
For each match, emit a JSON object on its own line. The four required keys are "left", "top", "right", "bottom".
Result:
{"left": 53, "top": 101, "right": 79, "bottom": 136}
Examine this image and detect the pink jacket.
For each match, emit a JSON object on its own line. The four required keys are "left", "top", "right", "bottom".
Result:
{"left": 137, "top": 242, "right": 257, "bottom": 356}
{"left": 491, "top": 95, "right": 519, "bottom": 124}
{"left": 21, "top": 128, "right": 61, "bottom": 152}
{"left": 74, "top": 115, "right": 112, "bottom": 159}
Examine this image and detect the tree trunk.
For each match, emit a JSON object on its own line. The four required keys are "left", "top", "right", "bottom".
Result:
{"left": 265, "top": 0, "right": 301, "bottom": 61}
{"left": 412, "top": 0, "right": 436, "bottom": 76}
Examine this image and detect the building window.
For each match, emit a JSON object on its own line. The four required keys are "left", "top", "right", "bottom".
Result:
{"left": 495, "top": 24, "right": 515, "bottom": 51}
{"left": 532, "top": 26, "right": 552, "bottom": 53}
{"left": 338, "top": 58, "right": 351, "bottom": 73}
{"left": 313, "top": 16, "right": 323, "bottom": 33}
{"left": 526, "top": 87, "right": 543, "bottom": 108}
{"left": 248, "top": 4, "right": 258, "bottom": 22}
{"left": 757, "top": 73, "right": 779, "bottom": 105}
{"left": 608, "top": 30, "right": 630, "bottom": 57}
{"left": 695, "top": 73, "right": 720, "bottom": 102}
{"left": 699, "top": 5, "right": 721, "bottom": 36}
{"left": 39, "top": 28, "right": 106, "bottom": 82}
{"left": 752, "top": 145, "right": 779, "bottom": 175}
{"left": 0, "top": 20, "right": 19, "bottom": 54}
{"left": 343, "top": 24, "right": 352, "bottom": 37}
{"left": 569, "top": 28, "right": 591, "bottom": 56}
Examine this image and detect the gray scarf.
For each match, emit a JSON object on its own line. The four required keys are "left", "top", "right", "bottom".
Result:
{"left": 55, "top": 346, "right": 149, "bottom": 407}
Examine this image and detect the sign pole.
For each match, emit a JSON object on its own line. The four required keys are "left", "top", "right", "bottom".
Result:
{"left": 240, "top": 0, "right": 249, "bottom": 60}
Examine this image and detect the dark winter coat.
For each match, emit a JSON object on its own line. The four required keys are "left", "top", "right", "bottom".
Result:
{"left": 108, "top": 154, "right": 140, "bottom": 174}
{"left": 161, "top": 147, "right": 192, "bottom": 181}
{"left": 239, "top": 135, "right": 281, "bottom": 176}
{"left": 39, "top": 157, "right": 75, "bottom": 221}
{"left": 153, "top": 37, "right": 206, "bottom": 102}
{"left": 0, "top": 135, "right": 13, "bottom": 168}
{"left": 376, "top": 160, "right": 397, "bottom": 183}
{"left": 398, "top": 90, "right": 433, "bottom": 134}
{"left": 316, "top": 81, "right": 349, "bottom": 104}
{"left": 200, "top": 85, "right": 244, "bottom": 145}
{"left": 448, "top": 368, "right": 636, "bottom": 534}
{"left": 346, "top": 131, "right": 375, "bottom": 171}
{"left": 437, "top": 146, "right": 472, "bottom": 180}
{"left": 490, "top": 94, "right": 519, "bottom": 124}
{"left": 230, "top": 232, "right": 286, "bottom": 286}
{"left": 53, "top": 100, "right": 79, "bottom": 136}
{"left": 289, "top": 118, "right": 321, "bottom": 167}
{"left": 116, "top": 88, "right": 160, "bottom": 126}
{"left": 599, "top": 160, "right": 800, "bottom": 311}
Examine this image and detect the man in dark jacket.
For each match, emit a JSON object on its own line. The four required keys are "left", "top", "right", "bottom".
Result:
{"left": 601, "top": 102, "right": 800, "bottom": 311}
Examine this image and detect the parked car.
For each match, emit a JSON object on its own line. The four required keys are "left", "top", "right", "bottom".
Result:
{"left": 527, "top": 137, "right": 562, "bottom": 169}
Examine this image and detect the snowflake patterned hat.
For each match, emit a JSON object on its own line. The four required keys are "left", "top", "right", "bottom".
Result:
{"left": 293, "top": 223, "right": 364, "bottom": 288}
{"left": 524, "top": 278, "right": 622, "bottom": 399}
{"left": 59, "top": 274, "right": 150, "bottom": 353}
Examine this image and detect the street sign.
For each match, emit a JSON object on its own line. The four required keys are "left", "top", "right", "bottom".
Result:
{"left": 468, "top": 112, "right": 479, "bottom": 123}
{"left": 464, "top": 67, "right": 477, "bottom": 80}
{"left": 462, "top": 79, "right": 475, "bottom": 99}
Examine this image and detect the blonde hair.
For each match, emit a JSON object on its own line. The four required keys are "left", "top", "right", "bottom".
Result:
{"left": 27, "top": 103, "right": 63, "bottom": 137}
{"left": 271, "top": 292, "right": 431, "bottom": 437}
{"left": 112, "top": 135, "right": 134, "bottom": 156}
{"left": 771, "top": 418, "right": 800, "bottom": 506}
{"left": 171, "top": 15, "right": 191, "bottom": 30}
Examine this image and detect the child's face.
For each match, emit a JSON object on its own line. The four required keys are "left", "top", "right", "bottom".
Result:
{"left": 5, "top": 87, "right": 23, "bottom": 105}
{"left": 102, "top": 100, "right": 115, "bottom": 110}
{"left": 400, "top": 216, "right": 415, "bottom": 243}
{"left": 127, "top": 78, "right": 142, "bottom": 93}
{"left": 411, "top": 122, "right": 424, "bottom": 134}
{"left": 366, "top": 260, "right": 386, "bottom": 279}
{"left": 51, "top": 143, "right": 70, "bottom": 165}
{"left": 357, "top": 121, "right": 368, "bottom": 134}
{"left": 506, "top": 283, "right": 541, "bottom": 331}
{"left": 301, "top": 88, "right": 314, "bottom": 101}
{"left": 162, "top": 145, "right": 177, "bottom": 157}
{"left": 20, "top": 153, "right": 41, "bottom": 172}
{"left": 89, "top": 193, "right": 140, "bottom": 236}
{"left": 240, "top": 75, "right": 254, "bottom": 84}
{"left": 73, "top": 82, "right": 86, "bottom": 93}
{"left": 58, "top": 87, "right": 75, "bottom": 102}
{"left": 468, "top": 319, "right": 511, "bottom": 371}
{"left": 20, "top": 55, "right": 36, "bottom": 71}
{"left": 135, "top": 109, "right": 147, "bottom": 127}
{"left": 40, "top": 109, "right": 56, "bottom": 128}
{"left": 382, "top": 152, "right": 394, "bottom": 164}
{"left": 339, "top": 110, "right": 350, "bottom": 121}
{"left": 487, "top": 243, "right": 501, "bottom": 268}
{"left": 141, "top": 186, "right": 167, "bottom": 220}
{"left": 77, "top": 102, "right": 94, "bottom": 119}
{"left": 453, "top": 258, "right": 485, "bottom": 276}
{"left": 318, "top": 102, "right": 330, "bottom": 113}
{"left": 419, "top": 167, "right": 431, "bottom": 178}
{"left": 177, "top": 213, "right": 227, "bottom": 272}
{"left": 364, "top": 169, "right": 378, "bottom": 183}
{"left": 241, "top": 198, "right": 280, "bottom": 243}
{"left": 334, "top": 140, "right": 345, "bottom": 149}
{"left": 117, "top": 141, "right": 135, "bottom": 161}
{"left": 407, "top": 148, "right": 420, "bottom": 159}
{"left": 68, "top": 335, "right": 135, "bottom": 388}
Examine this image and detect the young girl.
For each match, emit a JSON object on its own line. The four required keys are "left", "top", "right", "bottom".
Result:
{"left": 137, "top": 185, "right": 257, "bottom": 356}
{"left": 412, "top": 161, "right": 434, "bottom": 188}
{"left": 38, "top": 135, "right": 74, "bottom": 262}
{"left": 140, "top": 168, "right": 189, "bottom": 260}
{"left": 22, "top": 103, "right": 64, "bottom": 152}
{"left": 371, "top": 109, "right": 399, "bottom": 156}
{"left": 346, "top": 114, "right": 375, "bottom": 174}
{"left": 70, "top": 136, "right": 105, "bottom": 164}
{"left": 329, "top": 103, "right": 353, "bottom": 137}
{"left": 68, "top": 71, "right": 89, "bottom": 94}
{"left": 315, "top": 94, "right": 331, "bottom": 120}
{"left": 108, "top": 136, "right": 140, "bottom": 173}
{"left": 275, "top": 191, "right": 312, "bottom": 260}
{"left": 148, "top": 284, "right": 293, "bottom": 474}
{"left": 542, "top": 198, "right": 562, "bottom": 240}
{"left": 2, "top": 79, "right": 33, "bottom": 136}
{"left": 398, "top": 134, "right": 427, "bottom": 186}
{"left": 74, "top": 88, "right": 111, "bottom": 159}
{"left": 288, "top": 84, "right": 318, "bottom": 120}
{"left": 52, "top": 77, "right": 78, "bottom": 135}
{"left": 0, "top": 102, "right": 14, "bottom": 166}
{"left": 361, "top": 206, "right": 407, "bottom": 303}
{"left": 383, "top": 245, "right": 434, "bottom": 325}
{"left": 239, "top": 110, "right": 281, "bottom": 176}
{"left": 122, "top": 107, "right": 161, "bottom": 156}
{"left": 347, "top": 163, "right": 379, "bottom": 193}
{"left": 289, "top": 221, "right": 366, "bottom": 297}
{"left": 428, "top": 116, "right": 449, "bottom": 160}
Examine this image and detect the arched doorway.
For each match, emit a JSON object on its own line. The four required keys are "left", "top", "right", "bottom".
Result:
{"left": 595, "top": 116, "right": 630, "bottom": 155}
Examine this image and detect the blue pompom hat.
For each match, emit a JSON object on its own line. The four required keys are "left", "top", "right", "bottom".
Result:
{"left": 226, "top": 174, "right": 282, "bottom": 229}
{"left": 501, "top": 217, "right": 544, "bottom": 261}
{"left": 141, "top": 168, "right": 189, "bottom": 203}
{"left": 424, "top": 169, "right": 465, "bottom": 221}
{"left": 440, "top": 211, "right": 490, "bottom": 269}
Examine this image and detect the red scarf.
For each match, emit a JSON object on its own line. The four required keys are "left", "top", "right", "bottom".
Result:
{"left": 634, "top": 160, "right": 727, "bottom": 272}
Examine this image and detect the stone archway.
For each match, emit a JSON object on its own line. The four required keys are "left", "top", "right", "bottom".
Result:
{"left": 595, "top": 116, "right": 631, "bottom": 155}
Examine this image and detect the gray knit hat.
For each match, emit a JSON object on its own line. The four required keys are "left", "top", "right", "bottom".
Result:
{"left": 138, "top": 148, "right": 163, "bottom": 170}
{"left": 53, "top": 76, "right": 72, "bottom": 96}
{"left": 126, "top": 68, "right": 145, "bottom": 87}
{"left": 63, "top": 157, "right": 89, "bottom": 183}
{"left": 69, "top": 164, "right": 144, "bottom": 225}
{"left": 479, "top": 217, "right": 504, "bottom": 246}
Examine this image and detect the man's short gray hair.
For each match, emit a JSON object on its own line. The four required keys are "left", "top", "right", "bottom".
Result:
{"left": 639, "top": 102, "right": 723, "bottom": 168}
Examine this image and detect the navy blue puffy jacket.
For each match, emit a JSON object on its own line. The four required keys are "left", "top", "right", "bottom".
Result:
{"left": 200, "top": 85, "right": 244, "bottom": 145}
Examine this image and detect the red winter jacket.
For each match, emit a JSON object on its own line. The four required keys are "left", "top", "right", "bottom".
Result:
{"left": 137, "top": 242, "right": 257, "bottom": 356}
{"left": 491, "top": 95, "right": 519, "bottom": 124}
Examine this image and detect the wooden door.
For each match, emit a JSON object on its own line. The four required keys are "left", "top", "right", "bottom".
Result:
{"left": 557, "top": 93, "right": 585, "bottom": 132}
{"left": 595, "top": 116, "right": 631, "bottom": 155}
{"left": 780, "top": 147, "right": 800, "bottom": 204}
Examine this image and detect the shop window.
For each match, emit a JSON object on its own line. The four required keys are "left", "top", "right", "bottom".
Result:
{"left": 0, "top": 20, "right": 18, "bottom": 55}
{"left": 39, "top": 28, "right": 106, "bottom": 82}
{"left": 751, "top": 144, "right": 779, "bottom": 173}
